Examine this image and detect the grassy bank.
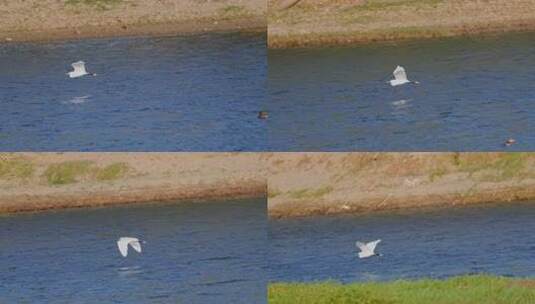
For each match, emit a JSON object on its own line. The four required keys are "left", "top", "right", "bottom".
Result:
{"left": 269, "top": 275, "right": 535, "bottom": 303}
{"left": 268, "top": 0, "right": 535, "bottom": 48}
{"left": 0, "top": 153, "right": 265, "bottom": 213}
{"left": 267, "top": 153, "right": 535, "bottom": 218}
{"left": 0, "top": 0, "right": 265, "bottom": 43}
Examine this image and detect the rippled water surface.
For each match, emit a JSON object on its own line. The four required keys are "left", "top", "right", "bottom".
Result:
{"left": 0, "top": 33, "right": 266, "bottom": 151}
{"left": 269, "top": 202, "right": 535, "bottom": 282}
{"left": 0, "top": 199, "right": 266, "bottom": 303}
{"left": 268, "top": 33, "right": 535, "bottom": 151}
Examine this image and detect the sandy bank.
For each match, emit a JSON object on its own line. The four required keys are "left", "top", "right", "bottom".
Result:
{"left": 0, "top": 153, "right": 265, "bottom": 213}
{"left": 0, "top": 0, "right": 265, "bottom": 43}
{"left": 268, "top": 0, "right": 535, "bottom": 48}
{"left": 267, "top": 153, "right": 535, "bottom": 218}
{"left": 5, "top": 153, "right": 535, "bottom": 216}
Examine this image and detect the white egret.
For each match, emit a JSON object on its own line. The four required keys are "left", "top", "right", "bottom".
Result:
{"left": 356, "top": 239, "right": 382, "bottom": 258}
{"left": 389, "top": 66, "right": 418, "bottom": 86}
{"left": 117, "top": 237, "right": 142, "bottom": 257}
{"left": 67, "top": 61, "right": 96, "bottom": 78}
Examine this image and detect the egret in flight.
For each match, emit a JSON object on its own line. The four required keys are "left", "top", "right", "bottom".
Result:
{"left": 356, "top": 239, "right": 382, "bottom": 258}
{"left": 67, "top": 61, "right": 96, "bottom": 78}
{"left": 117, "top": 237, "right": 142, "bottom": 257}
{"left": 389, "top": 66, "right": 418, "bottom": 86}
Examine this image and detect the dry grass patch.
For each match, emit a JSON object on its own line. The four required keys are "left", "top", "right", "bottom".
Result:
{"left": 288, "top": 186, "right": 333, "bottom": 199}
{"left": 43, "top": 161, "right": 131, "bottom": 185}
{"left": 65, "top": 0, "right": 123, "bottom": 11}
{"left": 0, "top": 156, "right": 34, "bottom": 180}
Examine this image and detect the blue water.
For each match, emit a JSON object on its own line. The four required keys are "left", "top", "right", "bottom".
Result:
{"left": 268, "top": 33, "right": 535, "bottom": 151}
{"left": 268, "top": 201, "right": 535, "bottom": 282}
{"left": 0, "top": 198, "right": 266, "bottom": 303}
{"left": 0, "top": 33, "right": 266, "bottom": 151}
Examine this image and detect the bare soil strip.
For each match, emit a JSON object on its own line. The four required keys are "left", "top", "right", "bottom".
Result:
{"left": 0, "top": 0, "right": 266, "bottom": 43}
{"left": 267, "top": 153, "right": 535, "bottom": 218}
{"left": 268, "top": 0, "right": 535, "bottom": 48}
{"left": 0, "top": 153, "right": 265, "bottom": 213}
{"left": 3, "top": 153, "right": 535, "bottom": 216}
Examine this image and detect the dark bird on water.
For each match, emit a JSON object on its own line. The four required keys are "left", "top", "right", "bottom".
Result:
{"left": 258, "top": 111, "right": 268, "bottom": 119}
{"left": 504, "top": 138, "right": 516, "bottom": 147}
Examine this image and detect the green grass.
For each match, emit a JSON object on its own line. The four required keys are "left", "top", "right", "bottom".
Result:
{"left": 343, "top": 0, "right": 443, "bottom": 13}
{"left": 492, "top": 153, "right": 528, "bottom": 180}
{"left": 429, "top": 167, "right": 447, "bottom": 182}
{"left": 288, "top": 186, "right": 333, "bottom": 199}
{"left": 339, "top": 0, "right": 443, "bottom": 24}
{"left": 219, "top": 5, "right": 252, "bottom": 19}
{"left": 268, "top": 188, "right": 282, "bottom": 198}
{"left": 222, "top": 5, "right": 245, "bottom": 14}
{"left": 453, "top": 153, "right": 528, "bottom": 181}
{"left": 43, "top": 161, "right": 129, "bottom": 185}
{"left": 269, "top": 275, "right": 535, "bottom": 304}
{"left": 0, "top": 157, "right": 34, "bottom": 180}
{"left": 65, "top": 0, "right": 122, "bottom": 11}
{"left": 43, "top": 160, "right": 94, "bottom": 185}
{"left": 95, "top": 162, "right": 129, "bottom": 181}
{"left": 223, "top": 5, "right": 245, "bottom": 15}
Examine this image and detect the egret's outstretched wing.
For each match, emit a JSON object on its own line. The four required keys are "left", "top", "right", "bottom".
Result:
{"left": 393, "top": 66, "right": 407, "bottom": 82}
{"left": 71, "top": 61, "right": 87, "bottom": 74}
{"left": 130, "top": 240, "right": 142, "bottom": 253}
{"left": 366, "top": 239, "right": 381, "bottom": 252}
{"left": 117, "top": 238, "right": 130, "bottom": 257}
{"left": 117, "top": 237, "right": 140, "bottom": 257}
{"left": 356, "top": 241, "right": 374, "bottom": 257}
{"left": 71, "top": 61, "right": 85, "bottom": 69}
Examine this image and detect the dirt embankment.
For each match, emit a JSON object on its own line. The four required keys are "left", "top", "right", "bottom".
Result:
{"left": 4, "top": 152, "right": 535, "bottom": 216}
{"left": 268, "top": 0, "right": 535, "bottom": 48}
{"left": 0, "top": 153, "right": 265, "bottom": 214}
{"left": 0, "top": 0, "right": 266, "bottom": 43}
{"left": 267, "top": 153, "right": 535, "bottom": 218}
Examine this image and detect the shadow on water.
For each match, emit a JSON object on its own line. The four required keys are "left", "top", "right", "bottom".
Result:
{"left": 269, "top": 201, "right": 535, "bottom": 283}
{"left": 0, "top": 198, "right": 267, "bottom": 303}
{"left": 267, "top": 32, "right": 535, "bottom": 151}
